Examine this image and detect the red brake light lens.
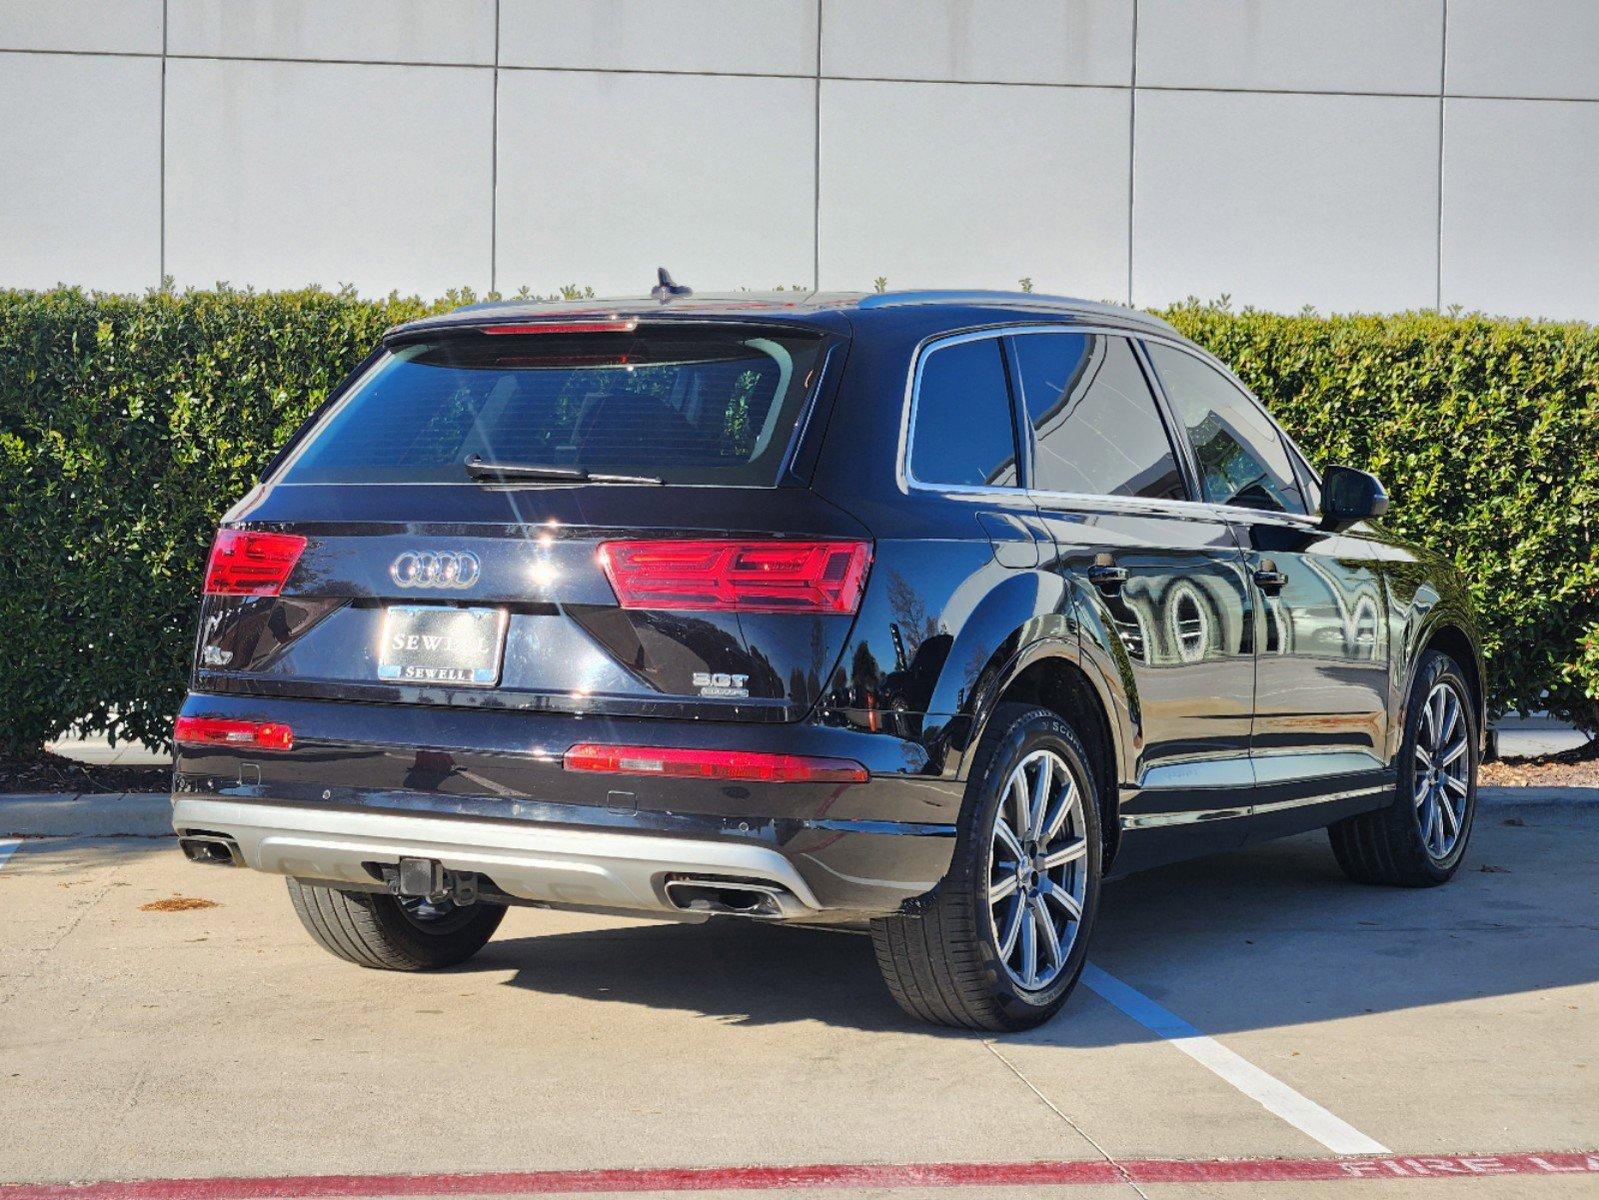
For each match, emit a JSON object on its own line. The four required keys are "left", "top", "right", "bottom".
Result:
{"left": 173, "top": 716, "right": 294, "bottom": 753}
{"left": 599, "top": 540, "right": 871, "bottom": 614}
{"left": 482, "top": 319, "right": 639, "bottom": 335}
{"left": 564, "top": 744, "right": 867, "bottom": 785}
{"left": 203, "top": 529, "right": 307, "bottom": 596}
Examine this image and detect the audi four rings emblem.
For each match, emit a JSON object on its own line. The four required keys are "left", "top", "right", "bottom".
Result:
{"left": 390, "top": 550, "right": 481, "bottom": 589}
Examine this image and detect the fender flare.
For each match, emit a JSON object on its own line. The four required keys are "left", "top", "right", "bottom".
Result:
{"left": 1400, "top": 602, "right": 1488, "bottom": 755}
{"left": 954, "top": 632, "right": 1133, "bottom": 826}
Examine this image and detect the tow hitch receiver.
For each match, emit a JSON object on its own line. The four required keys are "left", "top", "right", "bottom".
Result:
{"left": 385, "top": 857, "right": 479, "bottom": 906}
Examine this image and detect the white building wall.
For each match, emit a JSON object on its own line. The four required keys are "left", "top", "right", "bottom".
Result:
{"left": 1, "top": 0, "right": 1595, "bottom": 318}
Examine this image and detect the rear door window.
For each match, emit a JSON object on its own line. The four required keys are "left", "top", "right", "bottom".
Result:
{"left": 278, "top": 327, "right": 827, "bottom": 486}
{"left": 1012, "top": 332, "right": 1187, "bottom": 501}
{"left": 909, "top": 337, "right": 1018, "bottom": 488}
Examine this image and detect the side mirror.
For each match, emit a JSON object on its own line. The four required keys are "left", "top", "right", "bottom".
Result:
{"left": 1319, "top": 465, "right": 1389, "bottom": 532}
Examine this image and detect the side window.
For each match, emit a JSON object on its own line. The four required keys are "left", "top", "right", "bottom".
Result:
{"left": 1145, "top": 344, "right": 1306, "bottom": 515}
{"left": 1013, "top": 333, "right": 1187, "bottom": 501}
{"left": 910, "top": 337, "right": 1018, "bottom": 488}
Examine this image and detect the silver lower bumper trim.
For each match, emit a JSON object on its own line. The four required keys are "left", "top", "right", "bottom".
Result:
{"left": 172, "top": 797, "right": 822, "bottom": 916}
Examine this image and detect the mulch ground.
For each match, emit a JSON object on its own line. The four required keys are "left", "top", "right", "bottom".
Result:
{"left": 0, "top": 750, "right": 171, "bottom": 795}
{"left": 1481, "top": 735, "right": 1599, "bottom": 789}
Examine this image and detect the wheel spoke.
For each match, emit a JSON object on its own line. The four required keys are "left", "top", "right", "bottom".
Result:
{"left": 1439, "top": 693, "right": 1460, "bottom": 746}
{"left": 1040, "top": 779, "right": 1078, "bottom": 844}
{"left": 1009, "top": 773, "right": 1030, "bottom": 839}
{"left": 1020, "top": 904, "right": 1039, "bottom": 987}
{"left": 1419, "top": 795, "right": 1437, "bottom": 846}
{"left": 1043, "top": 838, "right": 1088, "bottom": 869}
{"left": 994, "top": 818, "right": 1024, "bottom": 864}
{"left": 1032, "top": 895, "right": 1061, "bottom": 969}
{"left": 998, "top": 896, "right": 1024, "bottom": 958}
{"left": 1442, "top": 772, "right": 1468, "bottom": 796}
{"left": 989, "top": 875, "right": 1019, "bottom": 903}
{"left": 1430, "top": 687, "right": 1446, "bottom": 745}
{"left": 1439, "top": 737, "right": 1468, "bottom": 768}
{"left": 1413, "top": 744, "right": 1434, "bottom": 770}
{"left": 1040, "top": 878, "right": 1083, "bottom": 922}
{"left": 1438, "top": 796, "right": 1459, "bottom": 837}
{"left": 1029, "top": 756, "right": 1053, "bottom": 841}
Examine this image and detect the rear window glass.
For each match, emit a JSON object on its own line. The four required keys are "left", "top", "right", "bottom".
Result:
{"left": 278, "top": 327, "right": 828, "bottom": 486}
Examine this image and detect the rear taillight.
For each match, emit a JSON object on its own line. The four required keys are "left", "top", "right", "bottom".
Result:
{"left": 564, "top": 744, "right": 867, "bottom": 785}
{"left": 599, "top": 540, "right": 871, "bottom": 615}
{"left": 173, "top": 716, "right": 294, "bottom": 753}
{"left": 203, "top": 529, "right": 307, "bottom": 596}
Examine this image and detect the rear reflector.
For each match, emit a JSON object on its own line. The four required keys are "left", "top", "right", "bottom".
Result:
{"left": 174, "top": 716, "right": 294, "bottom": 753}
{"left": 564, "top": 744, "right": 868, "bottom": 785}
{"left": 599, "top": 540, "right": 871, "bottom": 614}
{"left": 203, "top": 529, "right": 307, "bottom": 596}
{"left": 482, "top": 319, "right": 639, "bottom": 335}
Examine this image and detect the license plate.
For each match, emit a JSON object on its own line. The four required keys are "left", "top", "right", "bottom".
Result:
{"left": 378, "top": 606, "right": 508, "bottom": 687}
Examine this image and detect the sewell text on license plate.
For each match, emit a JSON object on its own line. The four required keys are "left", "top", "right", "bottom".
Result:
{"left": 378, "top": 605, "right": 508, "bottom": 687}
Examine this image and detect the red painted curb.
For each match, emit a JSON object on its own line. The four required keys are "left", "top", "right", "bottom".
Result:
{"left": 2, "top": 1152, "right": 1595, "bottom": 1197}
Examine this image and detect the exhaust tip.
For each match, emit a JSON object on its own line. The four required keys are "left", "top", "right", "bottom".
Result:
{"left": 663, "top": 877, "right": 800, "bottom": 919}
{"left": 178, "top": 832, "right": 243, "bottom": 867}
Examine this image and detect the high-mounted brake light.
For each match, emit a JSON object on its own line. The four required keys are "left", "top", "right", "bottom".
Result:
{"left": 203, "top": 529, "right": 307, "bottom": 596}
{"left": 599, "top": 540, "right": 871, "bottom": 615}
{"left": 481, "top": 319, "right": 640, "bottom": 335}
{"left": 173, "top": 716, "right": 294, "bottom": 753}
{"left": 564, "top": 744, "right": 867, "bottom": 785}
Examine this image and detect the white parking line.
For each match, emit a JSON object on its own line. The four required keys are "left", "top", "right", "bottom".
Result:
{"left": 0, "top": 839, "right": 19, "bottom": 871}
{"left": 1082, "top": 963, "right": 1390, "bottom": 1156}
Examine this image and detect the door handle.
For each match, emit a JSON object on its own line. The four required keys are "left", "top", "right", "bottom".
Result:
{"left": 1253, "top": 560, "right": 1288, "bottom": 595}
{"left": 1087, "top": 554, "right": 1128, "bottom": 593}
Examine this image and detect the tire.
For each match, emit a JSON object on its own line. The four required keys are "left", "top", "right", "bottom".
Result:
{"left": 1328, "top": 649, "right": 1479, "bottom": 887}
{"left": 286, "top": 877, "right": 506, "bottom": 970}
{"left": 871, "top": 703, "right": 1103, "bottom": 1031}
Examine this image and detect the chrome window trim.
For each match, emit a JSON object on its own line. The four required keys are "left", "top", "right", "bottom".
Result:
{"left": 900, "top": 321, "right": 1191, "bottom": 500}
{"left": 897, "top": 321, "right": 1329, "bottom": 531}
{"left": 899, "top": 326, "right": 1026, "bottom": 496}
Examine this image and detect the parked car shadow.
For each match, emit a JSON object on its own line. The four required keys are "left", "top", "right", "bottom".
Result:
{"left": 474, "top": 917, "right": 926, "bottom": 1033}
{"left": 468, "top": 798, "right": 1599, "bottom": 1041}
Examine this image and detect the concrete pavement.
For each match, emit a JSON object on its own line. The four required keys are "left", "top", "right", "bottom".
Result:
{"left": 0, "top": 787, "right": 1594, "bottom": 1198}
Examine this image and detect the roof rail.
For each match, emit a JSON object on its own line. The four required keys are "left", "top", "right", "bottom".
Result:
{"left": 856, "top": 289, "right": 1174, "bottom": 333}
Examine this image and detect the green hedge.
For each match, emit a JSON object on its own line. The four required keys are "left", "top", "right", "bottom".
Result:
{"left": 1, "top": 287, "right": 1595, "bottom": 755}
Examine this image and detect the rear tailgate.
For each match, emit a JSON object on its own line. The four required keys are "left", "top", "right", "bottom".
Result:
{"left": 193, "top": 322, "right": 870, "bottom": 722}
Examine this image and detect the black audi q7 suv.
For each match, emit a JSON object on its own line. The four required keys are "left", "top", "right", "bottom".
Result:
{"left": 173, "top": 287, "right": 1484, "bottom": 1030}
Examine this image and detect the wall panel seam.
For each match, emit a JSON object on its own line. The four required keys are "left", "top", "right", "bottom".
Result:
{"left": 813, "top": 0, "right": 821, "bottom": 291}
{"left": 490, "top": 0, "right": 500, "bottom": 294}
{"left": 159, "top": 0, "right": 167, "bottom": 287}
{"left": 1127, "top": 0, "right": 1138, "bottom": 305}
{"left": 1435, "top": 0, "right": 1448, "bottom": 310}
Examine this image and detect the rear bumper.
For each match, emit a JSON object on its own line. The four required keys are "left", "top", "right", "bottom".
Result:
{"left": 173, "top": 795, "right": 825, "bottom": 918}
{"left": 172, "top": 692, "right": 966, "bottom": 917}
{"left": 173, "top": 789, "right": 956, "bottom": 918}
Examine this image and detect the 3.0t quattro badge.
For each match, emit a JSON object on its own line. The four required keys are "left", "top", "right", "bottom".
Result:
{"left": 390, "top": 550, "right": 480, "bottom": 589}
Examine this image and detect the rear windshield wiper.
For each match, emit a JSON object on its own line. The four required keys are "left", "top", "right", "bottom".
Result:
{"left": 464, "top": 456, "right": 663, "bottom": 485}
